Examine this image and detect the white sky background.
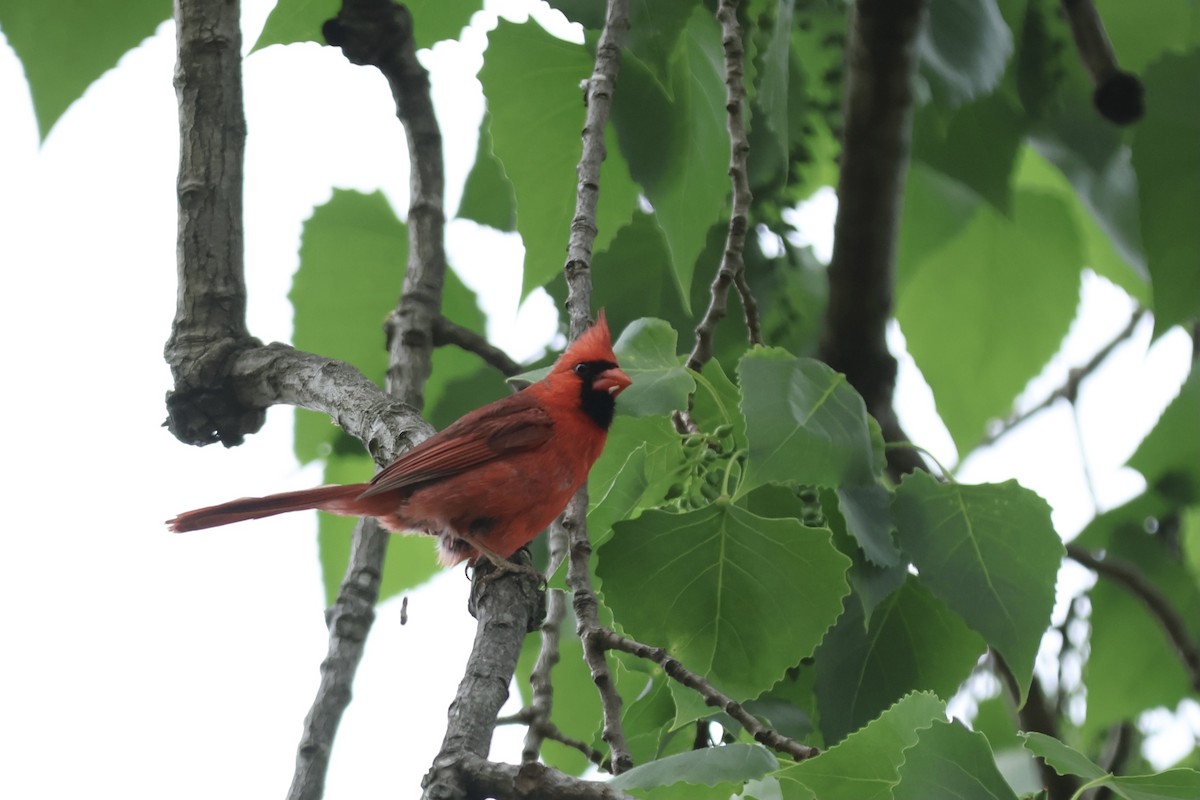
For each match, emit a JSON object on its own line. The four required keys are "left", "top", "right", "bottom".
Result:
{"left": 0, "top": 0, "right": 1194, "bottom": 797}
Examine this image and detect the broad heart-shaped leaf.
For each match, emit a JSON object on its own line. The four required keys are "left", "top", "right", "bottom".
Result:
{"left": 598, "top": 505, "right": 851, "bottom": 701}
{"left": 737, "top": 348, "right": 882, "bottom": 496}
{"left": 918, "top": 0, "right": 1013, "bottom": 107}
{"left": 775, "top": 691, "right": 946, "bottom": 800}
{"left": 892, "top": 473, "right": 1063, "bottom": 704}
{"left": 813, "top": 578, "right": 986, "bottom": 745}
{"left": 896, "top": 189, "right": 1082, "bottom": 453}
{"left": 1127, "top": 368, "right": 1200, "bottom": 504}
{"left": 893, "top": 720, "right": 1018, "bottom": 800}
{"left": 456, "top": 112, "right": 515, "bottom": 231}
{"left": 691, "top": 357, "right": 747, "bottom": 447}
{"left": 479, "top": 19, "right": 638, "bottom": 296}
{"left": 612, "top": 318, "right": 695, "bottom": 416}
{"left": 254, "top": 0, "right": 479, "bottom": 51}
{"left": 610, "top": 8, "right": 730, "bottom": 313}
{"left": 609, "top": 743, "right": 778, "bottom": 798}
{"left": 1024, "top": 732, "right": 1200, "bottom": 800}
{"left": 1132, "top": 51, "right": 1200, "bottom": 334}
{"left": 836, "top": 483, "right": 900, "bottom": 567}
{"left": 0, "top": 0, "right": 170, "bottom": 139}
{"left": 315, "top": 453, "right": 440, "bottom": 605}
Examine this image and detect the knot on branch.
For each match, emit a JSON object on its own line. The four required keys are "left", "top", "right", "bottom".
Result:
{"left": 323, "top": 0, "right": 414, "bottom": 68}
{"left": 164, "top": 336, "right": 265, "bottom": 447}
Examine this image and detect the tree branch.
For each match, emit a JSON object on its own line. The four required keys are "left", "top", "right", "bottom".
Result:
{"left": 980, "top": 310, "right": 1144, "bottom": 448}
{"left": 599, "top": 629, "right": 820, "bottom": 763}
{"left": 816, "top": 0, "right": 929, "bottom": 480}
{"left": 563, "top": 0, "right": 630, "bottom": 336}
{"left": 166, "top": 0, "right": 264, "bottom": 447}
{"left": 1059, "top": 0, "right": 1144, "bottom": 125}
{"left": 290, "top": 2, "right": 450, "bottom": 797}
{"left": 1068, "top": 544, "right": 1200, "bottom": 692}
{"left": 455, "top": 753, "right": 637, "bottom": 800}
{"left": 433, "top": 315, "right": 522, "bottom": 377}
{"left": 686, "top": 0, "right": 759, "bottom": 374}
{"left": 523, "top": 588, "right": 567, "bottom": 763}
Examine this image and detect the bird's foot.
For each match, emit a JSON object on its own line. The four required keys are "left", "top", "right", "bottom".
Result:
{"left": 476, "top": 551, "right": 545, "bottom": 587}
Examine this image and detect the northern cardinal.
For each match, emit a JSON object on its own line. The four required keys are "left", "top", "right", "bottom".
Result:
{"left": 168, "top": 312, "right": 631, "bottom": 567}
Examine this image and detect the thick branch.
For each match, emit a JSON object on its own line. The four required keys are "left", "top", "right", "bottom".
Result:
{"left": 422, "top": 555, "right": 545, "bottom": 799}
{"left": 599, "top": 629, "right": 819, "bottom": 763}
{"left": 166, "top": 0, "right": 263, "bottom": 447}
{"left": 456, "top": 753, "right": 637, "bottom": 800}
{"left": 1068, "top": 545, "right": 1200, "bottom": 691}
{"left": 817, "top": 0, "right": 928, "bottom": 479}
{"left": 686, "top": 0, "right": 759, "bottom": 373}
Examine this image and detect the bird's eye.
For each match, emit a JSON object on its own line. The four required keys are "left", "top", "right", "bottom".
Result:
{"left": 573, "top": 363, "right": 588, "bottom": 377}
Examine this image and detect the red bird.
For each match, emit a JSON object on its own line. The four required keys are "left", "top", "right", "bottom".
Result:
{"left": 168, "top": 312, "right": 631, "bottom": 567}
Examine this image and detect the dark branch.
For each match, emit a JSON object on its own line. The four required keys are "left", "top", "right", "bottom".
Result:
{"left": 816, "top": 0, "right": 929, "bottom": 480}
{"left": 166, "top": 0, "right": 264, "bottom": 447}
{"left": 687, "top": 0, "right": 759, "bottom": 374}
{"left": 599, "top": 629, "right": 819, "bottom": 763}
{"left": 1068, "top": 544, "right": 1200, "bottom": 692}
{"left": 1060, "top": 0, "right": 1144, "bottom": 125}
{"left": 522, "top": 588, "right": 567, "bottom": 763}
{"left": 433, "top": 315, "right": 522, "bottom": 377}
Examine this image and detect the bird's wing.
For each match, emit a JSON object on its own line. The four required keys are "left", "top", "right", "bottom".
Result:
{"left": 358, "top": 394, "right": 554, "bottom": 497}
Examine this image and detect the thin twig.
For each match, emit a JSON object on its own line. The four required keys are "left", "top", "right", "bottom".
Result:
{"left": 686, "top": 0, "right": 758, "bottom": 373}
{"left": 1067, "top": 544, "right": 1200, "bottom": 692}
{"left": 433, "top": 315, "right": 522, "bottom": 376}
{"left": 980, "top": 310, "right": 1144, "bottom": 447}
{"left": 291, "top": 2, "right": 449, "bottom": 797}
{"left": 598, "top": 628, "right": 819, "bottom": 762}
{"left": 563, "top": 0, "right": 630, "bottom": 336}
{"left": 559, "top": 0, "right": 635, "bottom": 776}
{"left": 523, "top": 588, "right": 567, "bottom": 763}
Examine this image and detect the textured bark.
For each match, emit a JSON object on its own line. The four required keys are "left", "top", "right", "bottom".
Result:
{"left": 166, "top": 0, "right": 263, "bottom": 446}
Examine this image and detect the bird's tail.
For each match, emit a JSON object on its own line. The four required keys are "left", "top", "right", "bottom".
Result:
{"left": 167, "top": 484, "right": 371, "bottom": 532}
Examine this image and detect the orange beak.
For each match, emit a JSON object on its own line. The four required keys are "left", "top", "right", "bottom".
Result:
{"left": 594, "top": 367, "right": 632, "bottom": 396}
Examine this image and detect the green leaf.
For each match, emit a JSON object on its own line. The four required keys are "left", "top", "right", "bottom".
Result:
{"left": 587, "top": 416, "right": 688, "bottom": 547}
{"left": 738, "top": 348, "right": 881, "bottom": 495}
{"left": 1131, "top": 51, "right": 1200, "bottom": 333}
{"left": 896, "top": 189, "right": 1082, "bottom": 452}
{"left": 814, "top": 578, "right": 985, "bottom": 744}
{"left": 776, "top": 691, "right": 946, "bottom": 800}
{"left": 894, "top": 720, "right": 1018, "bottom": 800}
{"left": 611, "top": 9, "right": 730, "bottom": 312}
{"left": 0, "top": 0, "right": 171, "bottom": 139}
{"left": 918, "top": 0, "right": 1013, "bottom": 107}
{"left": 691, "top": 357, "right": 748, "bottom": 447}
{"left": 912, "top": 93, "right": 1025, "bottom": 213}
{"left": 1127, "top": 368, "right": 1200, "bottom": 504}
{"left": 1024, "top": 733, "right": 1200, "bottom": 800}
{"left": 479, "top": 19, "right": 638, "bottom": 296}
{"left": 252, "top": 0, "right": 338, "bottom": 50}
{"left": 457, "top": 112, "right": 516, "bottom": 231}
{"left": 611, "top": 318, "right": 695, "bottom": 417}
{"left": 609, "top": 743, "right": 779, "bottom": 796}
{"left": 756, "top": 0, "right": 795, "bottom": 171}
{"left": 892, "top": 473, "right": 1063, "bottom": 703}
{"left": 835, "top": 483, "right": 900, "bottom": 568}
{"left": 598, "top": 505, "right": 851, "bottom": 701}
{"left": 292, "top": 190, "right": 405, "bottom": 462}
{"left": 1021, "top": 732, "right": 1106, "bottom": 781}
{"left": 254, "top": 0, "right": 479, "bottom": 51}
